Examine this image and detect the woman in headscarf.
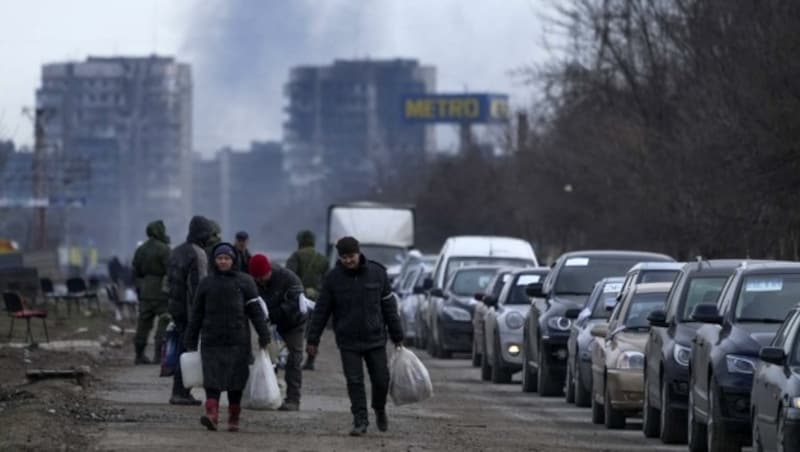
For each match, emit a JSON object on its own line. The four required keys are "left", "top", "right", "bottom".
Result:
{"left": 184, "top": 242, "right": 271, "bottom": 432}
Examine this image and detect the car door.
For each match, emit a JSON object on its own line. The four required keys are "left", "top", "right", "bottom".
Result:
{"left": 593, "top": 295, "right": 625, "bottom": 403}
{"left": 529, "top": 258, "right": 563, "bottom": 365}
{"left": 758, "top": 310, "right": 800, "bottom": 449}
{"left": 647, "top": 271, "right": 684, "bottom": 402}
{"left": 487, "top": 278, "right": 512, "bottom": 362}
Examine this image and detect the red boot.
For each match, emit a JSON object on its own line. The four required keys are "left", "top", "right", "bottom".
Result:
{"left": 228, "top": 404, "right": 241, "bottom": 432}
{"left": 200, "top": 399, "right": 219, "bottom": 431}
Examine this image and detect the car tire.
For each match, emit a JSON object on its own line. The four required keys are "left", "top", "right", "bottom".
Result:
{"left": 521, "top": 342, "right": 538, "bottom": 393}
{"left": 574, "top": 358, "right": 591, "bottom": 408}
{"left": 708, "top": 380, "right": 740, "bottom": 452}
{"left": 604, "top": 383, "right": 626, "bottom": 429}
{"left": 688, "top": 382, "right": 708, "bottom": 452}
{"left": 491, "top": 334, "right": 512, "bottom": 384}
{"left": 642, "top": 372, "right": 660, "bottom": 438}
{"left": 591, "top": 385, "right": 605, "bottom": 425}
{"left": 471, "top": 339, "right": 481, "bottom": 367}
{"left": 537, "top": 342, "right": 561, "bottom": 396}
{"left": 660, "top": 378, "right": 687, "bottom": 444}
{"left": 564, "top": 360, "right": 575, "bottom": 404}
{"left": 480, "top": 336, "right": 492, "bottom": 381}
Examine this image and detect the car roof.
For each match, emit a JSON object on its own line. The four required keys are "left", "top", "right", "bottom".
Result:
{"left": 632, "top": 282, "right": 673, "bottom": 294}
{"left": 738, "top": 261, "right": 800, "bottom": 274}
{"left": 627, "top": 262, "right": 685, "bottom": 271}
{"left": 679, "top": 259, "right": 765, "bottom": 276}
{"left": 510, "top": 267, "right": 549, "bottom": 276}
{"left": 560, "top": 250, "right": 674, "bottom": 261}
{"left": 597, "top": 276, "right": 625, "bottom": 286}
{"left": 443, "top": 236, "right": 535, "bottom": 257}
{"left": 451, "top": 265, "right": 503, "bottom": 274}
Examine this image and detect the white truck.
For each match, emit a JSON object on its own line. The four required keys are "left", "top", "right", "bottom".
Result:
{"left": 327, "top": 202, "right": 415, "bottom": 281}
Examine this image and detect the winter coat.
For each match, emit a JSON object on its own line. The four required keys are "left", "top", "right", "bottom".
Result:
{"left": 131, "top": 220, "right": 170, "bottom": 302}
{"left": 286, "top": 246, "right": 329, "bottom": 301}
{"left": 307, "top": 255, "right": 403, "bottom": 352}
{"left": 204, "top": 220, "right": 222, "bottom": 273}
{"left": 184, "top": 262, "right": 270, "bottom": 391}
{"left": 255, "top": 266, "right": 305, "bottom": 335}
{"left": 235, "top": 248, "right": 252, "bottom": 274}
{"left": 167, "top": 216, "right": 213, "bottom": 328}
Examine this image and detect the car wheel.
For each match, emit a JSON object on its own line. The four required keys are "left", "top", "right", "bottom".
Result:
{"left": 471, "top": 338, "right": 481, "bottom": 367}
{"left": 660, "top": 378, "right": 687, "bottom": 444}
{"left": 564, "top": 359, "right": 575, "bottom": 404}
{"left": 591, "top": 383, "right": 605, "bottom": 425}
{"left": 752, "top": 409, "right": 764, "bottom": 452}
{"left": 688, "top": 381, "right": 708, "bottom": 452}
{"left": 537, "top": 342, "right": 561, "bottom": 396}
{"left": 604, "top": 383, "right": 626, "bottom": 429}
{"left": 480, "top": 335, "right": 492, "bottom": 381}
{"left": 642, "top": 372, "right": 660, "bottom": 438}
{"left": 708, "top": 380, "right": 740, "bottom": 452}
{"left": 574, "top": 358, "right": 591, "bottom": 408}
{"left": 521, "top": 341, "right": 538, "bottom": 393}
{"left": 491, "top": 334, "right": 512, "bottom": 384}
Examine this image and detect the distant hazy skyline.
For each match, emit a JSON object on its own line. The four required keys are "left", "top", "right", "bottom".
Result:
{"left": 0, "top": 0, "right": 553, "bottom": 154}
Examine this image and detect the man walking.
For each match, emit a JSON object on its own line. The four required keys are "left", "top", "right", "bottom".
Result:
{"left": 307, "top": 237, "right": 403, "bottom": 436}
{"left": 249, "top": 254, "right": 306, "bottom": 412}
{"left": 166, "top": 215, "right": 214, "bottom": 406}
{"left": 234, "top": 231, "right": 252, "bottom": 273}
{"left": 132, "top": 220, "right": 171, "bottom": 365}
{"left": 286, "top": 229, "right": 329, "bottom": 370}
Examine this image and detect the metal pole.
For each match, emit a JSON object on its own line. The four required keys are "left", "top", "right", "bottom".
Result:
{"left": 33, "top": 108, "right": 48, "bottom": 250}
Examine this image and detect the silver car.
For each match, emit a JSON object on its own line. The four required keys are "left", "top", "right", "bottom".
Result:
{"left": 472, "top": 269, "right": 515, "bottom": 368}
{"left": 396, "top": 265, "right": 430, "bottom": 348}
{"left": 482, "top": 268, "right": 550, "bottom": 383}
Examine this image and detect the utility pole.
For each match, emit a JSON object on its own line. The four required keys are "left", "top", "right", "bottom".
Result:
{"left": 30, "top": 107, "right": 52, "bottom": 250}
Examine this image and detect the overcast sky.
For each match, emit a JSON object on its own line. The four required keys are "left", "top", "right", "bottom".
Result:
{"left": 0, "top": 0, "right": 554, "bottom": 154}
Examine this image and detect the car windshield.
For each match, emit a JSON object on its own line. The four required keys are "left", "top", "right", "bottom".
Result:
{"left": 507, "top": 273, "right": 544, "bottom": 304}
{"left": 735, "top": 274, "right": 800, "bottom": 323}
{"left": 555, "top": 257, "right": 652, "bottom": 295}
{"left": 591, "top": 282, "right": 623, "bottom": 318}
{"left": 450, "top": 269, "right": 498, "bottom": 297}
{"left": 640, "top": 270, "right": 679, "bottom": 283}
{"left": 624, "top": 292, "right": 668, "bottom": 328}
{"left": 361, "top": 245, "right": 407, "bottom": 268}
{"left": 680, "top": 277, "right": 729, "bottom": 321}
{"left": 446, "top": 257, "right": 531, "bottom": 281}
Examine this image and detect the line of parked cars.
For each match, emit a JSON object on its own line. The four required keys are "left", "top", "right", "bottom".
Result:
{"left": 393, "top": 243, "right": 800, "bottom": 452}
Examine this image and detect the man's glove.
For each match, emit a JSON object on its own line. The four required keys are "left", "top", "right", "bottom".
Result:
{"left": 306, "top": 344, "right": 318, "bottom": 357}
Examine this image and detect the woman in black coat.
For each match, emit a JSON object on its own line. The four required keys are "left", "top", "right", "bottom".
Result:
{"left": 184, "top": 242, "right": 271, "bottom": 432}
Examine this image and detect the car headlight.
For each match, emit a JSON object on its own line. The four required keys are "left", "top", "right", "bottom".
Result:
{"left": 443, "top": 306, "right": 471, "bottom": 322}
{"left": 547, "top": 316, "right": 572, "bottom": 331}
{"left": 616, "top": 351, "right": 645, "bottom": 369}
{"left": 793, "top": 397, "right": 800, "bottom": 409}
{"left": 505, "top": 312, "right": 525, "bottom": 329}
{"left": 673, "top": 344, "right": 691, "bottom": 367}
{"left": 725, "top": 354, "right": 757, "bottom": 375}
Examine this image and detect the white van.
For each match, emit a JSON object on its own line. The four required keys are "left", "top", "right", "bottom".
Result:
{"left": 426, "top": 236, "right": 539, "bottom": 291}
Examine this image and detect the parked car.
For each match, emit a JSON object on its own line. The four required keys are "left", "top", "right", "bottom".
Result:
{"left": 751, "top": 303, "right": 800, "bottom": 452}
{"left": 395, "top": 261, "right": 431, "bottom": 348}
{"left": 522, "top": 250, "right": 674, "bottom": 396}
{"left": 472, "top": 269, "right": 516, "bottom": 367}
{"left": 393, "top": 250, "right": 436, "bottom": 292}
{"left": 688, "top": 262, "right": 800, "bottom": 452}
{"left": 590, "top": 282, "right": 672, "bottom": 429}
{"left": 482, "top": 268, "right": 550, "bottom": 383}
{"left": 616, "top": 262, "right": 683, "bottom": 303}
{"left": 565, "top": 277, "right": 624, "bottom": 406}
{"left": 643, "top": 259, "right": 745, "bottom": 444}
{"left": 427, "top": 266, "right": 502, "bottom": 358}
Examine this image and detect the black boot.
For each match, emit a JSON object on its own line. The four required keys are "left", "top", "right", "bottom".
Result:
{"left": 134, "top": 344, "right": 151, "bottom": 365}
{"left": 375, "top": 409, "right": 388, "bottom": 432}
{"left": 350, "top": 421, "right": 368, "bottom": 437}
{"left": 302, "top": 355, "right": 315, "bottom": 371}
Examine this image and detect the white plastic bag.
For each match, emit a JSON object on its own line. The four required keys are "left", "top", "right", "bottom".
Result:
{"left": 389, "top": 347, "right": 433, "bottom": 405}
{"left": 298, "top": 294, "right": 315, "bottom": 314}
{"left": 242, "top": 350, "right": 282, "bottom": 410}
{"left": 180, "top": 351, "right": 203, "bottom": 389}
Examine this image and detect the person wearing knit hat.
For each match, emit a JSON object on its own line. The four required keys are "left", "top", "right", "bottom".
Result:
{"left": 306, "top": 236, "right": 404, "bottom": 436}
{"left": 233, "top": 231, "right": 252, "bottom": 274}
{"left": 184, "top": 242, "right": 271, "bottom": 432}
{"left": 249, "top": 253, "right": 307, "bottom": 412}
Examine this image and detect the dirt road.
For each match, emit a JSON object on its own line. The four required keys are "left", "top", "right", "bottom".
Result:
{"left": 87, "top": 340, "right": 691, "bottom": 452}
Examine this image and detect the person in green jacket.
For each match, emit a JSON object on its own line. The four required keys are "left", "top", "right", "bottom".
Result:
{"left": 132, "top": 220, "right": 171, "bottom": 365}
{"left": 286, "top": 230, "right": 329, "bottom": 370}
{"left": 204, "top": 220, "right": 222, "bottom": 272}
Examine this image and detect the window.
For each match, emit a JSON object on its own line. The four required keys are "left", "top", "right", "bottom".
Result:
{"left": 445, "top": 257, "right": 531, "bottom": 282}
{"left": 554, "top": 257, "right": 644, "bottom": 295}
{"left": 450, "top": 269, "right": 499, "bottom": 297}
{"left": 680, "top": 277, "right": 729, "bottom": 321}
{"left": 507, "top": 273, "right": 543, "bottom": 305}
{"left": 734, "top": 274, "right": 800, "bottom": 322}
{"left": 591, "top": 281, "right": 623, "bottom": 319}
{"left": 624, "top": 292, "right": 668, "bottom": 328}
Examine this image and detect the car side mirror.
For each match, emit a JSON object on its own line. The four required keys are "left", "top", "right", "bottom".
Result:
{"left": 647, "top": 309, "right": 669, "bottom": 328}
{"left": 474, "top": 293, "right": 485, "bottom": 302}
{"left": 759, "top": 347, "right": 786, "bottom": 366}
{"left": 565, "top": 308, "right": 582, "bottom": 320}
{"left": 430, "top": 288, "right": 444, "bottom": 298}
{"left": 526, "top": 282, "right": 544, "bottom": 298}
{"left": 423, "top": 277, "right": 434, "bottom": 290}
{"left": 590, "top": 323, "right": 609, "bottom": 338}
{"left": 413, "top": 286, "right": 426, "bottom": 295}
{"left": 691, "top": 304, "right": 723, "bottom": 324}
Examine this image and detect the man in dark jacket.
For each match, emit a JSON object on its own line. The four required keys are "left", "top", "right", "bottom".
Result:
{"left": 132, "top": 220, "right": 171, "bottom": 365}
{"left": 307, "top": 236, "right": 403, "bottom": 436}
{"left": 167, "top": 215, "right": 213, "bottom": 406}
{"left": 234, "top": 231, "right": 252, "bottom": 273}
{"left": 286, "top": 229, "right": 329, "bottom": 371}
{"left": 249, "top": 254, "right": 306, "bottom": 411}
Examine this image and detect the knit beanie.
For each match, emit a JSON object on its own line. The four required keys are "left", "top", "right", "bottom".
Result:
{"left": 213, "top": 243, "right": 236, "bottom": 260}
{"left": 249, "top": 254, "right": 272, "bottom": 279}
{"left": 336, "top": 236, "right": 360, "bottom": 256}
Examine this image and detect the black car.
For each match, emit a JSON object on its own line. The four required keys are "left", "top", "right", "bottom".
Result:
{"left": 522, "top": 250, "right": 674, "bottom": 396}
{"left": 751, "top": 304, "right": 800, "bottom": 452}
{"left": 643, "top": 260, "right": 743, "bottom": 444}
{"left": 688, "top": 262, "right": 800, "bottom": 452}
{"left": 427, "top": 266, "right": 500, "bottom": 359}
{"left": 565, "top": 277, "right": 624, "bottom": 407}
